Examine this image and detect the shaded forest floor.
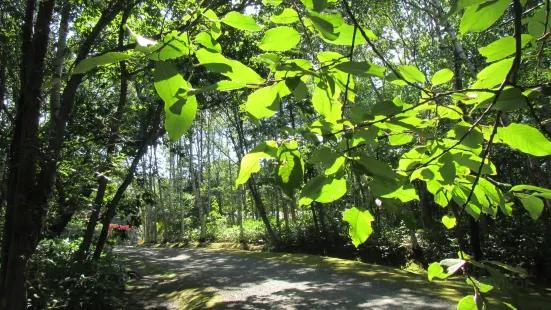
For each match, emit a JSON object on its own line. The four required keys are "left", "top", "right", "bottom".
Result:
{"left": 115, "top": 244, "right": 551, "bottom": 309}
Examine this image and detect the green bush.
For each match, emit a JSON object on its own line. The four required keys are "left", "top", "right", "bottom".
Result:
{"left": 27, "top": 238, "right": 128, "bottom": 309}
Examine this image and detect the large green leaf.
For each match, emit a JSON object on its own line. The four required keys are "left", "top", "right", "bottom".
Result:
{"left": 245, "top": 83, "right": 284, "bottom": 121}
{"left": 299, "top": 175, "right": 347, "bottom": 206}
{"left": 149, "top": 32, "right": 190, "bottom": 61}
{"left": 355, "top": 156, "right": 397, "bottom": 181}
{"left": 259, "top": 26, "right": 301, "bottom": 51}
{"left": 517, "top": 195, "right": 544, "bottom": 220}
{"left": 460, "top": 0, "right": 512, "bottom": 34}
{"left": 479, "top": 35, "right": 532, "bottom": 62}
{"left": 276, "top": 141, "right": 304, "bottom": 198}
{"left": 528, "top": 7, "right": 551, "bottom": 37}
{"left": 321, "top": 24, "right": 371, "bottom": 45}
{"left": 381, "top": 185, "right": 420, "bottom": 202}
{"left": 263, "top": 0, "right": 283, "bottom": 5}
{"left": 398, "top": 65, "right": 426, "bottom": 84}
{"left": 221, "top": 11, "right": 263, "bottom": 31}
{"left": 457, "top": 295, "right": 477, "bottom": 310}
{"left": 431, "top": 69, "right": 454, "bottom": 86}
{"left": 309, "top": 147, "right": 346, "bottom": 175}
{"left": 270, "top": 8, "right": 299, "bottom": 24}
{"left": 442, "top": 215, "right": 457, "bottom": 229}
{"left": 495, "top": 123, "right": 551, "bottom": 156}
{"left": 154, "top": 62, "right": 197, "bottom": 141}
{"left": 312, "top": 79, "right": 341, "bottom": 122}
{"left": 195, "top": 32, "right": 221, "bottom": 53}
{"left": 335, "top": 61, "right": 385, "bottom": 78}
{"left": 475, "top": 87, "right": 528, "bottom": 112}
{"left": 236, "top": 141, "right": 278, "bottom": 186}
{"left": 195, "top": 49, "right": 264, "bottom": 84}
{"left": 428, "top": 262, "right": 445, "bottom": 281}
{"left": 447, "top": 122, "right": 484, "bottom": 154}
{"left": 342, "top": 207, "right": 374, "bottom": 247}
{"left": 306, "top": 11, "right": 341, "bottom": 40}
{"left": 73, "top": 52, "right": 130, "bottom": 74}
{"left": 471, "top": 57, "right": 514, "bottom": 89}
{"left": 449, "top": 0, "right": 495, "bottom": 15}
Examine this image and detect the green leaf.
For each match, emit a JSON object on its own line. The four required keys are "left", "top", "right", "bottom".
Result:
{"left": 321, "top": 24, "right": 371, "bottom": 45}
{"left": 270, "top": 8, "right": 299, "bottom": 24}
{"left": 307, "top": 11, "right": 339, "bottom": 40}
{"left": 442, "top": 215, "right": 457, "bottom": 229}
{"left": 472, "top": 57, "right": 514, "bottom": 89}
{"left": 154, "top": 62, "right": 197, "bottom": 141}
{"left": 428, "top": 262, "right": 444, "bottom": 281}
{"left": 447, "top": 122, "right": 484, "bottom": 154}
{"left": 195, "top": 32, "right": 222, "bottom": 53}
{"left": 528, "top": 7, "right": 551, "bottom": 37}
{"left": 276, "top": 141, "right": 304, "bottom": 198}
{"left": 342, "top": 207, "right": 374, "bottom": 247}
{"left": 245, "top": 83, "right": 284, "bottom": 121}
{"left": 460, "top": 0, "right": 512, "bottom": 34}
{"left": 457, "top": 295, "right": 477, "bottom": 310}
{"left": 389, "top": 133, "right": 414, "bottom": 146}
{"left": 431, "top": 69, "right": 454, "bottom": 86}
{"left": 479, "top": 35, "right": 532, "bottom": 62}
{"left": 259, "top": 26, "right": 301, "bottom": 51}
{"left": 495, "top": 123, "right": 551, "bottom": 157}
{"left": 263, "top": 0, "right": 283, "bottom": 5}
{"left": 381, "top": 185, "right": 420, "bottom": 202}
{"left": 398, "top": 65, "right": 426, "bottom": 84}
{"left": 236, "top": 141, "right": 278, "bottom": 186}
{"left": 312, "top": 79, "right": 341, "bottom": 122}
{"left": 195, "top": 49, "right": 264, "bottom": 84}
{"left": 517, "top": 195, "right": 544, "bottom": 220}
{"left": 484, "top": 260, "right": 529, "bottom": 276}
{"left": 510, "top": 184, "right": 551, "bottom": 194}
{"left": 221, "top": 11, "right": 263, "bottom": 31}
{"left": 299, "top": 175, "right": 347, "bottom": 206}
{"left": 466, "top": 278, "right": 494, "bottom": 293}
{"left": 309, "top": 147, "right": 345, "bottom": 175}
{"left": 475, "top": 87, "right": 528, "bottom": 112}
{"left": 149, "top": 32, "right": 190, "bottom": 61}
{"left": 355, "top": 156, "right": 397, "bottom": 181}
{"left": 335, "top": 61, "right": 386, "bottom": 78}
{"left": 449, "top": 0, "right": 495, "bottom": 16}
{"left": 73, "top": 52, "right": 130, "bottom": 74}
{"left": 312, "top": 0, "right": 328, "bottom": 12}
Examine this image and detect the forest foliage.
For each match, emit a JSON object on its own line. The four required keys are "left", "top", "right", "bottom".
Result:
{"left": 2, "top": 0, "right": 551, "bottom": 309}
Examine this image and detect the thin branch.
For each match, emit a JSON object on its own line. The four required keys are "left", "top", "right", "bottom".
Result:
{"left": 341, "top": 0, "right": 428, "bottom": 94}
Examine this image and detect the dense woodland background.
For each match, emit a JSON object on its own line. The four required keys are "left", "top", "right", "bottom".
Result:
{"left": 1, "top": 0, "right": 551, "bottom": 309}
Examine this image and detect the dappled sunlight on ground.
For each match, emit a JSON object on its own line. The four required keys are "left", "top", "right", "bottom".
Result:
{"left": 117, "top": 247, "right": 454, "bottom": 309}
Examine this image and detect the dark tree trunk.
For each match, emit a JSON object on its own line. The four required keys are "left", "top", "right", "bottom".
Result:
{"left": 247, "top": 178, "right": 280, "bottom": 249}
{"left": 0, "top": 0, "right": 56, "bottom": 308}
{"left": 93, "top": 104, "right": 164, "bottom": 258}
{"left": 76, "top": 2, "right": 132, "bottom": 261}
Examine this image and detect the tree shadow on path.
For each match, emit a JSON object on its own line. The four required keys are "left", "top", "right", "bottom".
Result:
{"left": 116, "top": 247, "right": 454, "bottom": 309}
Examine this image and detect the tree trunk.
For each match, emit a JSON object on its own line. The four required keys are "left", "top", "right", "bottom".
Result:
{"left": 76, "top": 5, "right": 132, "bottom": 259}
{"left": 0, "top": 1, "right": 56, "bottom": 308}
{"left": 247, "top": 178, "right": 279, "bottom": 248}
{"left": 93, "top": 104, "right": 164, "bottom": 258}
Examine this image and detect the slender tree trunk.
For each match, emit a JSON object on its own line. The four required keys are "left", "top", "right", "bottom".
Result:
{"left": 93, "top": 104, "right": 164, "bottom": 258}
{"left": 76, "top": 5, "right": 132, "bottom": 259}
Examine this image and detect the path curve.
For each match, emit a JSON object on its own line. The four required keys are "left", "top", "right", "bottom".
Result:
{"left": 116, "top": 247, "right": 454, "bottom": 310}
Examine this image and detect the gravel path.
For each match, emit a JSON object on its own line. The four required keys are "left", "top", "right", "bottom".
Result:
{"left": 115, "top": 247, "right": 454, "bottom": 309}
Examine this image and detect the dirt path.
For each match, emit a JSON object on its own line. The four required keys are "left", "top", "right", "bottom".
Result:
{"left": 116, "top": 247, "right": 454, "bottom": 309}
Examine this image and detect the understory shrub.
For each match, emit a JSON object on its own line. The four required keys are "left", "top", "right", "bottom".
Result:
{"left": 27, "top": 238, "right": 128, "bottom": 309}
